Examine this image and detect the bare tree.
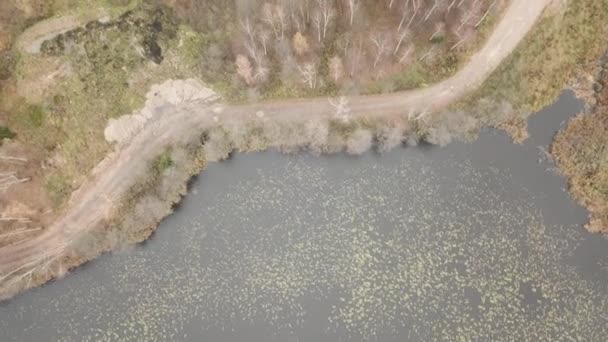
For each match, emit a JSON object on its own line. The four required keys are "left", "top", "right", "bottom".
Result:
{"left": 236, "top": 54, "right": 255, "bottom": 85}
{"left": 254, "top": 65, "right": 270, "bottom": 83}
{"left": 283, "top": 0, "right": 304, "bottom": 32}
{"left": 338, "top": 34, "right": 351, "bottom": 57}
{"left": 313, "top": 0, "right": 335, "bottom": 42}
{"left": 244, "top": 40, "right": 263, "bottom": 68}
{"left": 345, "top": 0, "right": 360, "bottom": 26}
{"left": 398, "top": 0, "right": 421, "bottom": 32}
{"left": 0, "top": 226, "right": 42, "bottom": 240}
{"left": 230, "top": 0, "right": 493, "bottom": 90}
{"left": 422, "top": 0, "right": 441, "bottom": 23}
{"left": 313, "top": 13, "right": 322, "bottom": 42}
{"left": 243, "top": 37, "right": 269, "bottom": 84}
{"left": 329, "top": 96, "right": 351, "bottom": 121}
{"left": 240, "top": 17, "right": 257, "bottom": 45}
{"left": 0, "top": 155, "right": 29, "bottom": 192}
{"left": 447, "top": 0, "right": 458, "bottom": 13}
{"left": 348, "top": 38, "right": 364, "bottom": 77}
{"left": 475, "top": 0, "right": 496, "bottom": 28}
{"left": 298, "top": 62, "right": 318, "bottom": 89}
{"left": 370, "top": 32, "right": 390, "bottom": 69}
{"left": 0, "top": 172, "right": 30, "bottom": 192}
{"left": 329, "top": 56, "right": 344, "bottom": 82}
{"left": 399, "top": 44, "right": 415, "bottom": 64}
{"left": 394, "top": 28, "right": 411, "bottom": 55}
{"left": 296, "top": 0, "right": 312, "bottom": 30}
{"left": 449, "top": 37, "right": 467, "bottom": 51}
{"left": 275, "top": 5, "right": 288, "bottom": 40}
{"left": 262, "top": 2, "right": 288, "bottom": 41}
{"left": 418, "top": 45, "right": 436, "bottom": 63}
{"left": 259, "top": 29, "right": 271, "bottom": 55}
{"left": 456, "top": 4, "right": 479, "bottom": 34}
{"left": 429, "top": 22, "right": 445, "bottom": 41}
{"left": 262, "top": 3, "right": 276, "bottom": 39}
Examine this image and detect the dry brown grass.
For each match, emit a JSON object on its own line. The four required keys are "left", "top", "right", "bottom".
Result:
{"left": 552, "top": 75, "right": 608, "bottom": 233}
{"left": 456, "top": 0, "right": 608, "bottom": 140}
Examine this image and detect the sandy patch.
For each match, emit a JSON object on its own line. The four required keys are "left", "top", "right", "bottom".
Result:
{"left": 104, "top": 79, "right": 218, "bottom": 144}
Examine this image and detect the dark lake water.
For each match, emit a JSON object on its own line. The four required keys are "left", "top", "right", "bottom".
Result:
{"left": 1, "top": 91, "right": 608, "bottom": 341}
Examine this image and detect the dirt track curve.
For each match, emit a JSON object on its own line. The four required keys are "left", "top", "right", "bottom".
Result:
{"left": 0, "top": 0, "right": 551, "bottom": 291}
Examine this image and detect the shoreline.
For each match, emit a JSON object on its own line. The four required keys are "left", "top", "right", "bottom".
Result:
{"left": 0, "top": 0, "right": 553, "bottom": 299}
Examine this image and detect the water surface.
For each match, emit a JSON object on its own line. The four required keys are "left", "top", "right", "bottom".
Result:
{"left": 1, "top": 91, "right": 608, "bottom": 341}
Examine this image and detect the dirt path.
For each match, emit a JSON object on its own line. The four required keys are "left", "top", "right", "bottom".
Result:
{"left": 0, "top": 0, "right": 552, "bottom": 292}
{"left": 16, "top": 12, "right": 109, "bottom": 54}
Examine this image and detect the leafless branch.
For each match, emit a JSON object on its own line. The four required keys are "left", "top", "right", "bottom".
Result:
{"left": 0, "top": 227, "right": 41, "bottom": 240}
{"left": 475, "top": 0, "right": 496, "bottom": 28}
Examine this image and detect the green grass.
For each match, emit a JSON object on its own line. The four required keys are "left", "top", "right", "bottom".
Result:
{"left": 0, "top": 126, "right": 16, "bottom": 140}
{"left": 8, "top": 103, "right": 53, "bottom": 148}
{"left": 382, "top": 62, "right": 431, "bottom": 91}
{"left": 153, "top": 151, "right": 174, "bottom": 175}
{"left": 26, "top": 104, "right": 44, "bottom": 128}
{"left": 46, "top": 173, "right": 73, "bottom": 206}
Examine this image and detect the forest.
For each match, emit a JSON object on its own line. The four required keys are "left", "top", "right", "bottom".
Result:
{"left": 168, "top": 0, "right": 499, "bottom": 100}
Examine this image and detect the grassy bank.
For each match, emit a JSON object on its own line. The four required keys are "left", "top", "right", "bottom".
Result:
{"left": 452, "top": 0, "right": 608, "bottom": 232}
{"left": 454, "top": 0, "right": 608, "bottom": 141}
{"left": 552, "top": 65, "right": 608, "bottom": 233}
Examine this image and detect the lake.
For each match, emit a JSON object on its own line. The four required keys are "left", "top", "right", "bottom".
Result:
{"left": 1, "top": 91, "right": 607, "bottom": 341}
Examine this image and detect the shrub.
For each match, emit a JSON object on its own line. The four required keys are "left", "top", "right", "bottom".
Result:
{"left": 46, "top": 173, "right": 72, "bottom": 207}
{"left": 0, "top": 126, "right": 15, "bottom": 140}
{"left": 27, "top": 105, "right": 44, "bottom": 128}
{"left": 153, "top": 152, "right": 174, "bottom": 175}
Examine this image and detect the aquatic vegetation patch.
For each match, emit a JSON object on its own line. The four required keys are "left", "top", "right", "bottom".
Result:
{"left": 3, "top": 153, "right": 606, "bottom": 341}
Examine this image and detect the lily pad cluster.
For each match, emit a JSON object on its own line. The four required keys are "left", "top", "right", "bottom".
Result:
{"left": 1, "top": 153, "right": 607, "bottom": 341}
